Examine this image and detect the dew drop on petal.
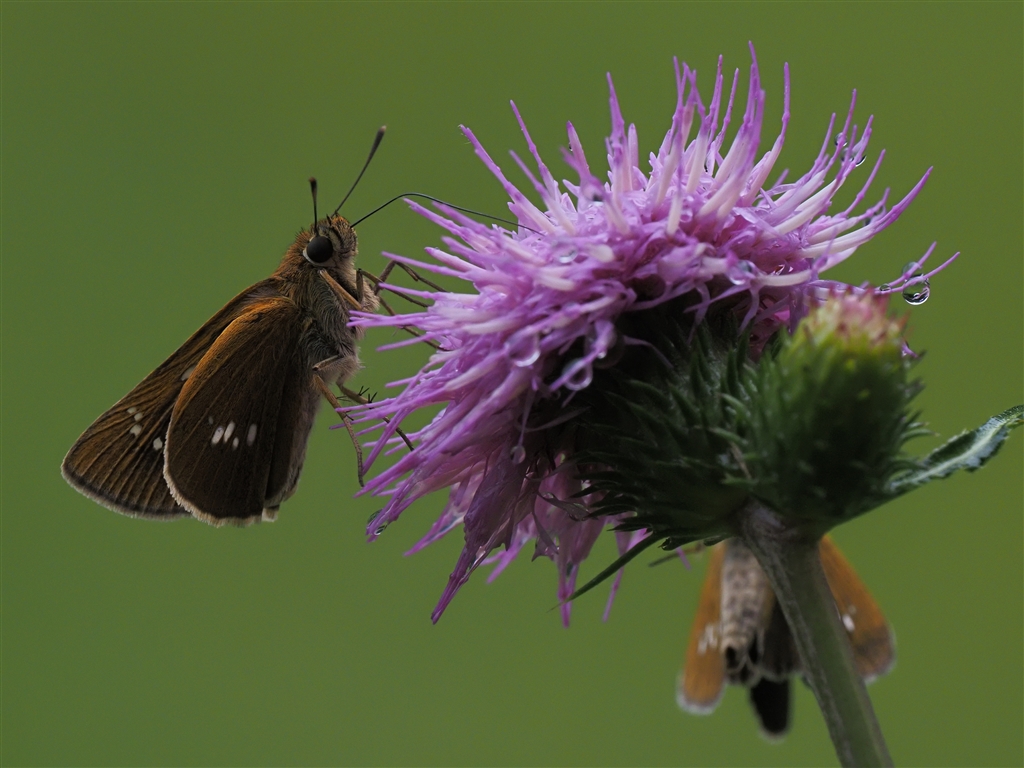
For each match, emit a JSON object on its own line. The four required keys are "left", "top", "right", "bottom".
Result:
{"left": 855, "top": 155, "right": 866, "bottom": 167}
{"left": 726, "top": 261, "right": 755, "bottom": 285}
{"left": 374, "top": 522, "right": 390, "bottom": 536}
{"left": 367, "top": 510, "right": 381, "bottom": 524}
{"left": 556, "top": 248, "right": 578, "bottom": 264}
{"left": 902, "top": 278, "right": 930, "bottom": 305}
{"left": 562, "top": 360, "right": 593, "bottom": 391}
{"left": 510, "top": 444, "right": 526, "bottom": 464}
{"left": 506, "top": 333, "right": 541, "bottom": 367}
{"left": 878, "top": 283, "right": 891, "bottom": 293}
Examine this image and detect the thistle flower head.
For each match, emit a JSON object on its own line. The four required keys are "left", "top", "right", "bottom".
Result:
{"left": 351, "top": 49, "right": 948, "bottom": 622}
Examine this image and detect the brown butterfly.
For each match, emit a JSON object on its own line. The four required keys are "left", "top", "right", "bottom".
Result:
{"left": 62, "top": 132, "right": 388, "bottom": 527}
{"left": 676, "top": 536, "right": 894, "bottom": 740}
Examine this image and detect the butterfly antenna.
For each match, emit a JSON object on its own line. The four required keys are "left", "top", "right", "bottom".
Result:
{"left": 351, "top": 192, "right": 540, "bottom": 234}
{"left": 333, "top": 126, "right": 387, "bottom": 216}
{"left": 309, "top": 177, "right": 319, "bottom": 230}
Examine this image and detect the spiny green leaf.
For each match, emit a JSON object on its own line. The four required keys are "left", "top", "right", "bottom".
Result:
{"left": 887, "top": 405, "right": 1023, "bottom": 497}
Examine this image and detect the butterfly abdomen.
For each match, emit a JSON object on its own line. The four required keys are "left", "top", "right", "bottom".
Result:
{"left": 720, "top": 539, "right": 774, "bottom": 684}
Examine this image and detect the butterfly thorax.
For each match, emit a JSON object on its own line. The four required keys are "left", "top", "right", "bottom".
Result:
{"left": 272, "top": 216, "right": 379, "bottom": 383}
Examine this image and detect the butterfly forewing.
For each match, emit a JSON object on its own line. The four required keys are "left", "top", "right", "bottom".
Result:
{"left": 164, "top": 296, "right": 308, "bottom": 526}
{"left": 820, "top": 536, "right": 896, "bottom": 681}
{"left": 61, "top": 281, "right": 278, "bottom": 519}
{"left": 677, "top": 542, "right": 726, "bottom": 714}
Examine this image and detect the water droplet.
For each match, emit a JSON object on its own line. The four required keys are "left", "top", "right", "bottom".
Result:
{"left": 374, "top": 522, "right": 390, "bottom": 536}
{"left": 556, "top": 248, "right": 578, "bottom": 264}
{"left": 506, "top": 333, "right": 541, "bottom": 367}
{"left": 902, "top": 278, "right": 930, "bottom": 305}
{"left": 562, "top": 360, "right": 593, "bottom": 391}
{"left": 855, "top": 155, "right": 866, "bottom": 167}
{"left": 367, "top": 510, "right": 381, "bottom": 524}
{"left": 726, "top": 260, "right": 755, "bottom": 285}
{"left": 902, "top": 261, "right": 920, "bottom": 275}
{"left": 834, "top": 134, "right": 847, "bottom": 148}
{"left": 510, "top": 444, "right": 526, "bottom": 464}
{"left": 878, "top": 283, "right": 891, "bottom": 293}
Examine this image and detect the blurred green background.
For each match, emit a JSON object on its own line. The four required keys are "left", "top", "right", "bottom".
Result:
{"left": 3, "top": 2, "right": 1021, "bottom": 766}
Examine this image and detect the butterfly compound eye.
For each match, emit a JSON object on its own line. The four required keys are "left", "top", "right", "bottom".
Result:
{"left": 303, "top": 235, "right": 333, "bottom": 264}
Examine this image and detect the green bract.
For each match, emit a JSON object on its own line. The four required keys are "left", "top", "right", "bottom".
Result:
{"left": 576, "top": 295, "right": 926, "bottom": 546}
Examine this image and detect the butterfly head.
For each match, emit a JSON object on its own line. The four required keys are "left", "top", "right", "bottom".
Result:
{"left": 302, "top": 215, "right": 357, "bottom": 266}
{"left": 278, "top": 215, "right": 359, "bottom": 286}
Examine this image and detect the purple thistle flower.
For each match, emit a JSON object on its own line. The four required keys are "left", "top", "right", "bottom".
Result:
{"left": 351, "top": 49, "right": 950, "bottom": 624}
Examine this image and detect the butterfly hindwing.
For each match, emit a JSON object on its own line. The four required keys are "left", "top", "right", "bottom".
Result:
{"left": 164, "top": 296, "right": 311, "bottom": 526}
{"left": 61, "top": 281, "right": 278, "bottom": 519}
{"left": 748, "top": 599, "right": 798, "bottom": 740}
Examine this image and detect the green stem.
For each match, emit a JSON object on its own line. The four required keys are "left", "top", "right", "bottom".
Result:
{"left": 737, "top": 501, "right": 892, "bottom": 767}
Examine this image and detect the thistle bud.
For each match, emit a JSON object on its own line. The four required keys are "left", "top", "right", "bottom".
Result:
{"left": 741, "top": 292, "right": 919, "bottom": 532}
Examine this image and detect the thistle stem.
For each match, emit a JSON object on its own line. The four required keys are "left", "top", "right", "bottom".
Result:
{"left": 738, "top": 501, "right": 892, "bottom": 767}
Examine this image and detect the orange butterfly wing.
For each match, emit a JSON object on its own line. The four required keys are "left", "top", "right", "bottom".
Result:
{"left": 677, "top": 543, "right": 726, "bottom": 714}
{"left": 820, "top": 535, "right": 896, "bottom": 682}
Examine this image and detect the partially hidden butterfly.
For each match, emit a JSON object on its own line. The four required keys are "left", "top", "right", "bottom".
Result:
{"left": 62, "top": 131, "right": 388, "bottom": 527}
{"left": 676, "top": 536, "right": 895, "bottom": 740}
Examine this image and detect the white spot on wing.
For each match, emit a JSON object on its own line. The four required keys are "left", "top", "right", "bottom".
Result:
{"left": 134, "top": 412, "right": 143, "bottom": 421}
{"left": 697, "top": 623, "right": 719, "bottom": 654}
{"left": 232, "top": 437, "right": 239, "bottom": 449}
{"left": 129, "top": 424, "right": 142, "bottom": 437}
{"left": 152, "top": 437, "right": 163, "bottom": 450}
{"left": 224, "top": 422, "right": 235, "bottom": 440}
{"left": 843, "top": 613, "right": 855, "bottom": 632}
{"left": 127, "top": 407, "right": 138, "bottom": 415}
{"left": 246, "top": 423, "right": 257, "bottom": 446}
{"left": 207, "top": 417, "right": 214, "bottom": 425}
{"left": 212, "top": 426, "right": 225, "bottom": 445}
{"left": 181, "top": 365, "right": 196, "bottom": 381}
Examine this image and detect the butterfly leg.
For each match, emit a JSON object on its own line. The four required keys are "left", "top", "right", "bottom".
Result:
{"left": 361, "top": 261, "right": 444, "bottom": 297}
{"left": 311, "top": 373, "right": 366, "bottom": 486}
{"left": 339, "top": 386, "right": 414, "bottom": 452}
{"left": 318, "top": 269, "right": 362, "bottom": 310}
{"left": 319, "top": 269, "right": 439, "bottom": 350}
{"left": 353, "top": 268, "right": 442, "bottom": 351}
